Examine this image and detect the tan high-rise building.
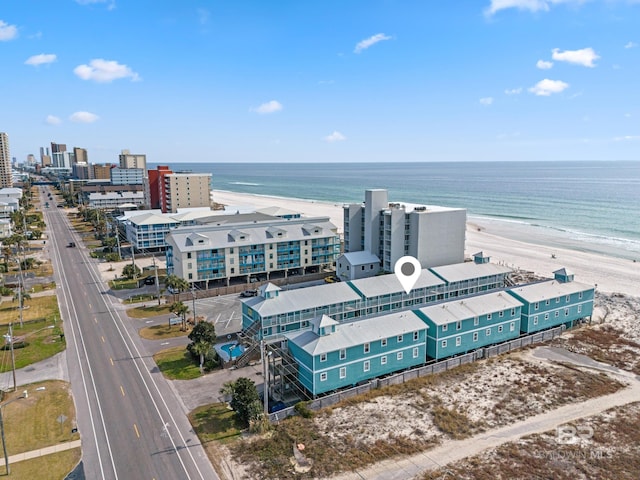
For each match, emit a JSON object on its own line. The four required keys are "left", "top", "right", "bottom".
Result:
{"left": 0, "top": 132, "right": 12, "bottom": 188}
{"left": 118, "top": 149, "right": 146, "bottom": 170}
{"left": 73, "top": 147, "right": 88, "bottom": 164}
{"left": 92, "top": 163, "right": 114, "bottom": 180}
{"left": 163, "top": 173, "right": 211, "bottom": 213}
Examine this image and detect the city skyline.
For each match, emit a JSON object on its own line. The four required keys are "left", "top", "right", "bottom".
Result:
{"left": 1, "top": 0, "right": 639, "bottom": 163}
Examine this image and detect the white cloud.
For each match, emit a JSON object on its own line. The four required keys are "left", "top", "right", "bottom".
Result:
{"left": 614, "top": 135, "right": 640, "bottom": 141}
{"left": 536, "top": 59, "right": 553, "bottom": 69}
{"left": 45, "top": 115, "right": 61, "bottom": 126}
{"left": 252, "top": 100, "right": 283, "bottom": 114}
{"left": 484, "top": 0, "right": 584, "bottom": 16}
{"left": 76, "top": 0, "right": 116, "bottom": 8}
{"left": 528, "top": 78, "right": 569, "bottom": 96}
{"left": 479, "top": 97, "right": 494, "bottom": 106}
{"left": 354, "top": 33, "right": 392, "bottom": 53}
{"left": 25, "top": 53, "right": 57, "bottom": 66}
{"left": 69, "top": 111, "right": 99, "bottom": 123}
{"left": 624, "top": 41, "right": 637, "bottom": 49}
{"left": 552, "top": 47, "right": 600, "bottom": 67}
{"left": 504, "top": 87, "right": 522, "bottom": 95}
{"left": 74, "top": 58, "right": 139, "bottom": 82}
{"left": 0, "top": 20, "right": 18, "bottom": 41}
{"left": 624, "top": 113, "right": 631, "bottom": 118}
{"left": 324, "top": 131, "right": 346, "bottom": 143}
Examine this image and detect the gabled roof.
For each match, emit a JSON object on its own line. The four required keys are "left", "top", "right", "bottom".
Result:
{"left": 418, "top": 292, "right": 523, "bottom": 326}
{"left": 349, "top": 269, "right": 444, "bottom": 298}
{"left": 257, "top": 206, "right": 301, "bottom": 217}
{"left": 127, "top": 212, "right": 180, "bottom": 226}
{"left": 311, "top": 314, "right": 338, "bottom": 333}
{"left": 553, "top": 267, "right": 574, "bottom": 277}
{"left": 339, "top": 251, "right": 380, "bottom": 266}
{"left": 508, "top": 279, "right": 593, "bottom": 302}
{"left": 185, "top": 232, "right": 209, "bottom": 246}
{"left": 286, "top": 311, "right": 427, "bottom": 356}
{"left": 430, "top": 262, "right": 512, "bottom": 284}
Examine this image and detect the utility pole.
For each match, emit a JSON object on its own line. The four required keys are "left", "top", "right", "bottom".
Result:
{"left": 8, "top": 323, "right": 16, "bottom": 392}
{"left": 153, "top": 255, "right": 160, "bottom": 306}
{"left": 191, "top": 285, "right": 197, "bottom": 324}
{"left": 131, "top": 246, "right": 137, "bottom": 280}
{"left": 115, "top": 228, "right": 122, "bottom": 260}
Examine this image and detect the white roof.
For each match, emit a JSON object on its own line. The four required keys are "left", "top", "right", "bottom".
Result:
{"left": 88, "top": 191, "right": 145, "bottom": 200}
{"left": 286, "top": 311, "right": 427, "bottom": 356}
{"left": 509, "top": 279, "right": 593, "bottom": 303}
{"left": 127, "top": 212, "right": 179, "bottom": 226}
{"left": 339, "top": 251, "right": 380, "bottom": 266}
{"left": 350, "top": 269, "right": 444, "bottom": 297}
{"left": 257, "top": 206, "right": 301, "bottom": 217}
{"left": 418, "top": 292, "right": 523, "bottom": 326}
{"left": 430, "top": 262, "right": 512, "bottom": 283}
{"left": 0, "top": 188, "right": 23, "bottom": 196}
{"left": 243, "top": 282, "right": 362, "bottom": 317}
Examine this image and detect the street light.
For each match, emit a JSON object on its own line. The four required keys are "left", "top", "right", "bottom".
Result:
{"left": 0, "top": 386, "right": 46, "bottom": 474}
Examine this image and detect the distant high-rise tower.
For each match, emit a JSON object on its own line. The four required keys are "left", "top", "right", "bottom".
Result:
{"left": 73, "top": 147, "right": 88, "bottom": 164}
{"left": 51, "top": 142, "right": 66, "bottom": 153}
{"left": 0, "top": 132, "right": 12, "bottom": 187}
{"left": 118, "top": 149, "right": 146, "bottom": 170}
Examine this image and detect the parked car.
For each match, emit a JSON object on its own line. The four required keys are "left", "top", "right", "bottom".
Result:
{"left": 67, "top": 242, "right": 76, "bottom": 248}
{"left": 269, "top": 401, "right": 287, "bottom": 413}
{"left": 240, "top": 290, "right": 258, "bottom": 298}
{"left": 166, "top": 286, "right": 177, "bottom": 294}
{"left": 324, "top": 275, "right": 338, "bottom": 283}
{"left": 143, "top": 277, "right": 155, "bottom": 285}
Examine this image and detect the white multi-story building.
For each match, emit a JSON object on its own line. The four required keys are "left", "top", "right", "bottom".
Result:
{"left": 87, "top": 191, "right": 146, "bottom": 210}
{"left": 118, "top": 149, "right": 146, "bottom": 170}
{"left": 0, "top": 133, "right": 13, "bottom": 188}
{"left": 110, "top": 167, "right": 145, "bottom": 185}
{"left": 165, "top": 216, "right": 340, "bottom": 288}
{"left": 343, "top": 189, "right": 466, "bottom": 275}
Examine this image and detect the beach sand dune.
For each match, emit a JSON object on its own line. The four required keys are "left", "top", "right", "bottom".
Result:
{"left": 211, "top": 190, "right": 639, "bottom": 297}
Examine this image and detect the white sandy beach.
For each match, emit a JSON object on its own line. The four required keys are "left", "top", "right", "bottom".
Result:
{"left": 212, "top": 189, "right": 639, "bottom": 297}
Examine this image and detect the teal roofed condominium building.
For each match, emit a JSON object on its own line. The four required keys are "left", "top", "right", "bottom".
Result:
{"left": 285, "top": 311, "right": 428, "bottom": 396}
{"left": 416, "top": 292, "right": 523, "bottom": 361}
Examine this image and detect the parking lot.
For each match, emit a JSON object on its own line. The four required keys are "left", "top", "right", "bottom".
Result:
{"left": 192, "top": 294, "right": 243, "bottom": 337}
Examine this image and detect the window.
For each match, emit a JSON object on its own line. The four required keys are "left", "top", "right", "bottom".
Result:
{"left": 364, "top": 343, "right": 370, "bottom": 354}
{"left": 339, "top": 367, "right": 346, "bottom": 379}
{"left": 565, "top": 308, "right": 569, "bottom": 316}
{"left": 566, "top": 295, "right": 571, "bottom": 302}
{"left": 339, "top": 349, "right": 346, "bottom": 360}
{"left": 381, "top": 355, "right": 387, "bottom": 365}
{"left": 363, "top": 360, "right": 370, "bottom": 372}
{"left": 230, "top": 248, "right": 234, "bottom": 253}
{"left": 510, "top": 322, "right": 515, "bottom": 331}
{"left": 456, "top": 321, "right": 462, "bottom": 330}
{"left": 579, "top": 292, "right": 583, "bottom": 299}
{"left": 578, "top": 305, "right": 582, "bottom": 313}
{"left": 498, "top": 325, "right": 503, "bottom": 333}
{"left": 473, "top": 332, "right": 478, "bottom": 342}
{"left": 511, "top": 308, "right": 516, "bottom": 316}
{"left": 413, "top": 331, "right": 419, "bottom": 341}
{"left": 486, "top": 328, "right": 491, "bottom": 336}
{"left": 545, "top": 299, "right": 550, "bottom": 306}
{"left": 320, "top": 372, "right": 327, "bottom": 381}
{"left": 442, "top": 339, "right": 447, "bottom": 348}
{"left": 320, "top": 353, "right": 327, "bottom": 362}
{"left": 187, "top": 252, "right": 192, "bottom": 259}
{"left": 397, "top": 352, "right": 403, "bottom": 361}
{"left": 455, "top": 336, "right": 461, "bottom": 346}
{"left": 413, "top": 347, "right": 419, "bottom": 358}
{"left": 555, "top": 311, "right": 560, "bottom": 318}
{"left": 381, "top": 338, "right": 387, "bottom": 347}
{"left": 474, "top": 317, "right": 479, "bottom": 326}
{"left": 534, "top": 302, "right": 539, "bottom": 310}
{"left": 397, "top": 334, "right": 403, "bottom": 343}
{"left": 556, "top": 297, "right": 560, "bottom": 304}
{"left": 499, "top": 311, "right": 504, "bottom": 318}
{"left": 544, "top": 313, "right": 549, "bottom": 320}
{"left": 188, "top": 273, "right": 192, "bottom": 280}
{"left": 487, "top": 313, "right": 492, "bottom": 320}
{"left": 187, "top": 262, "right": 192, "bottom": 269}
{"left": 442, "top": 324, "right": 448, "bottom": 332}
{"left": 533, "top": 317, "right": 538, "bottom": 325}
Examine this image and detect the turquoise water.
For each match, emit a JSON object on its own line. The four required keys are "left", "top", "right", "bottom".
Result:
{"left": 152, "top": 161, "right": 640, "bottom": 260}
{"left": 219, "top": 342, "right": 244, "bottom": 361}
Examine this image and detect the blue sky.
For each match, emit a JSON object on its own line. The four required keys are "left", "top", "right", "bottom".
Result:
{"left": 1, "top": 0, "right": 639, "bottom": 163}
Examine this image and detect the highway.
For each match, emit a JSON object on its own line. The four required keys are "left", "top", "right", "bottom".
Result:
{"left": 41, "top": 187, "right": 218, "bottom": 480}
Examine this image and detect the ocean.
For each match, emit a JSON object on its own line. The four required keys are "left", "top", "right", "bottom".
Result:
{"left": 151, "top": 161, "right": 640, "bottom": 261}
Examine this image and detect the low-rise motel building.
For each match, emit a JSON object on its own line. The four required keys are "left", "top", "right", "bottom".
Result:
{"left": 242, "top": 254, "right": 512, "bottom": 342}
{"left": 165, "top": 216, "right": 340, "bottom": 288}
{"left": 270, "top": 270, "right": 594, "bottom": 399}
{"left": 416, "top": 291, "right": 523, "bottom": 361}
{"left": 507, "top": 268, "right": 594, "bottom": 334}
{"left": 286, "top": 312, "right": 428, "bottom": 396}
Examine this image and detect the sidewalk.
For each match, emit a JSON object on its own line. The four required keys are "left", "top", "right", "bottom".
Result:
{"left": 3, "top": 439, "right": 81, "bottom": 466}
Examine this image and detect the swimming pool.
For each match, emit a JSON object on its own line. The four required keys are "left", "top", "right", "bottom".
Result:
{"left": 215, "top": 342, "right": 245, "bottom": 362}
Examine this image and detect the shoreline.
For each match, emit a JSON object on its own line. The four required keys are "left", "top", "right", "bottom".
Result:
{"left": 211, "top": 189, "right": 639, "bottom": 297}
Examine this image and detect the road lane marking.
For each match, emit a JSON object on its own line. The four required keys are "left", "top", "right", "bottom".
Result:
{"left": 94, "top": 318, "right": 98, "bottom": 323}
{"left": 160, "top": 342, "right": 170, "bottom": 346}
{"left": 133, "top": 424, "right": 140, "bottom": 438}
{"left": 120, "top": 386, "right": 125, "bottom": 397}
{"left": 110, "top": 357, "right": 114, "bottom": 366}
{"left": 101, "top": 336, "right": 105, "bottom": 343}
{"left": 145, "top": 320, "right": 153, "bottom": 324}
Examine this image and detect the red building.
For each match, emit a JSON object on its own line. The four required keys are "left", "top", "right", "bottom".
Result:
{"left": 148, "top": 165, "right": 172, "bottom": 210}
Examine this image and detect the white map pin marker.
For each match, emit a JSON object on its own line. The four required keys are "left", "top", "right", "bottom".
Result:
{"left": 394, "top": 256, "right": 422, "bottom": 294}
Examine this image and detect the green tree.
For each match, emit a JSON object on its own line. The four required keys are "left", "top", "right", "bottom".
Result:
{"left": 165, "top": 274, "right": 190, "bottom": 301}
{"left": 220, "top": 377, "right": 261, "bottom": 427}
{"left": 187, "top": 322, "right": 217, "bottom": 373}
{"left": 20, "top": 257, "right": 38, "bottom": 271}
{"left": 13, "top": 288, "right": 31, "bottom": 308}
{"left": 170, "top": 301, "right": 189, "bottom": 331}
{"left": 122, "top": 263, "right": 141, "bottom": 280}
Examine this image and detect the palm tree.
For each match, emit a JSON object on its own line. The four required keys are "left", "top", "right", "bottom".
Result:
{"left": 165, "top": 275, "right": 190, "bottom": 301}
{"left": 191, "top": 340, "right": 210, "bottom": 374}
{"left": 170, "top": 301, "right": 189, "bottom": 331}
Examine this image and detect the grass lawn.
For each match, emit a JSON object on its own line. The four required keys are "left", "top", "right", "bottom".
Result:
{"left": 6, "top": 448, "right": 81, "bottom": 479}
{"left": 139, "top": 324, "right": 189, "bottom": 340}
{"left": 0, "top": 295, "right": 60, "bottom": 325}
{"left": 31, "top": 281, "right": 56, "bottom": 293}
{"left": 109, "top": 278, "right": 139, "bottom": 290}
{"left": 123, "top": 294, "right": 158, "bottom": 305}
{"left": 189, "top": 402, "right": 244, "bottom": 444}
{"left": 154, "top": 346, "right": 201, "bottom": 380}
{"left": 2, "top": 380, "right": 80, "bottom": 455}
{"left": 126, "top": 304, "right": 173, "bottom": 318}
{"left": 0, "top": 318, "right": 65, "bottom": 372}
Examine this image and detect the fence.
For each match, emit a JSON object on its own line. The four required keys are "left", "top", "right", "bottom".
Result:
{"left": 267, "top": 324, "right": 566, "bottom": 422}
